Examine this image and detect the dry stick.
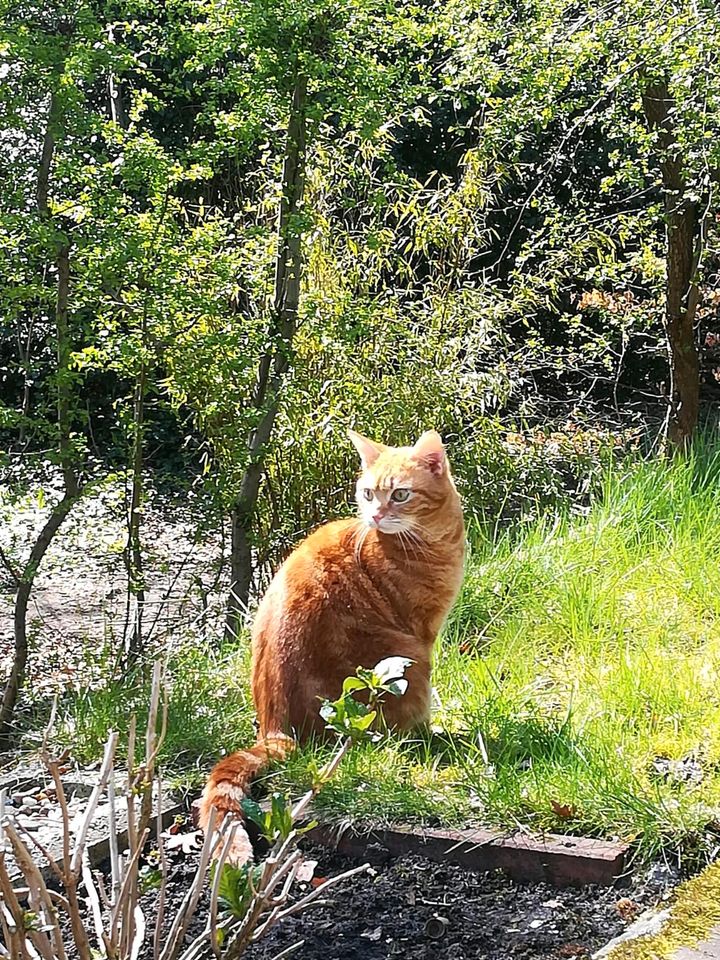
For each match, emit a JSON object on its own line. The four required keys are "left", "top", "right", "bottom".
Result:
{"left": 108, "top": 772, "right": 121, "bottom": 903}
{"left": 266, "top": 862, "right": 370, "bottom": 924}
{"left": 0, "top": 900, "right": 25, "bottom": 959}
{"left": 126, "top": 716, "right": 137, "bottom": 854}
{"left": 221, "top": 859, "right": 283, "bottom": 956}
{"left": 3, "top": 820, "right": 68, "bottom": 960}
{"left": 108, "top": 827, "right": 150, "bottom": 945}
{"left": 14, "top": 819, "right": 65, "bottom": 885}
{"left": 13, "top": 873, "right": 56, "bottom": 960}
{"left": 154, "top": 773, "right": 169, "bottom": 960}
{"left": 42, "top": 758, "right": 93, "bottom": 960}
{"left": 127, "top": 663, "right": 166, "bottom": 959}
{"left": 172, "top": 822, "right": 243, "bottom": 960}
{"left": 177, "top": 917, "right": 237, "bottom": 960}
{"left": 0, "top": 905, "right": 19, "bottom": 959}
{"left": 120, "top": 716, "right": 138, "bottom": 956}
{"left": 209, "top": 821, "right": 244, "bottom": 956}
{"left": 248, "top": 860, "right": 303, "bottom": 942}
{"left": 222, "top": 739, "right": 356, "bottom": 957}
{"left": 0, "top": 859, "right": 35, "bottom": 960}
{"left": 82, "top": 859, "right": 106, "bottom": 947}
{"left": 257, "top": 850, "right": 302, "bottom": 905}
{"left": 145, "top": 667, "right": 169, "bottom": 773}
{"left": 269, "top": 942, "right": 306, "bottom": 960}
{"left": 267, "top": 857, "right": 301, "bottom": 909}
{"left": 130, "top": 903, "right": 146, "bottom": 960}
{"left": 70, "top": 730, "right": 119, "bottom": 875}
{"left": 141, "top": 662, "right": 162, "bottom": 832}
{"left": 95, "top": 869, "right": 112, "bottom": 910}
{"left": 157, "top": 807, "right": 221, "bottom": 960}
{"left": 251, "top": 866, "right": 301, "bottom": 944}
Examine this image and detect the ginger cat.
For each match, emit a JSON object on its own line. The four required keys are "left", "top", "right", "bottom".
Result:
{"left": 199, "top": 429, "right": 465, "bottom": 859}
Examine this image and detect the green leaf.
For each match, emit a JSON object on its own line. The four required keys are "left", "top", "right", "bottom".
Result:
{"left": 342, "top": 676, "right": 367, "bottom": 694}
{"left": 214, "top": 862, "right": 262, "bottom": 918}
{"left": 240, "top": 797, "right": 265, "bottom": 829}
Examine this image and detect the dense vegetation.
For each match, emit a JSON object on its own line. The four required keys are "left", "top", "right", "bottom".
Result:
{"left": 2, "top": 0, "right": 720, "bottom": 861}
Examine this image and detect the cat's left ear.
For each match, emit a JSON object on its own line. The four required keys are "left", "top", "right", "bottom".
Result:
{"left": 412, "top": 430, "right": 446, "bottom": 476}
{"left": 348, "top": 429, "right": 385, "bottom": 468}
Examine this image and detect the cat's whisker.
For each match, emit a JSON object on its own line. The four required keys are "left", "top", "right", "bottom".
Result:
{"left": 353, "top": 523, "right": 370, "bottom": 565}
{"left": 396, "top": 528, "right": 412, "bottom": 565}
{"left": 403, "top": 525, "right": 432, "bottom": 562}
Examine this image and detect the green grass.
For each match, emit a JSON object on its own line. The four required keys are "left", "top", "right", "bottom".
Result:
{"left": 60, "top": 443, "right": 720, "bottom": 863}
{"left": 58, "top": 644, "right": 256, "bottom": 792}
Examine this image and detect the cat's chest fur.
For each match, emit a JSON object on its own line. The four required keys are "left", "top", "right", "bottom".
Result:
{"left": 340, "top": 523, "right": 464, "bottom": 641}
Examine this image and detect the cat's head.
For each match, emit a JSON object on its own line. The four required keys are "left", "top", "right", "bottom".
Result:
{"left": 348, "top": 429, "right": 459, "bottom": 538}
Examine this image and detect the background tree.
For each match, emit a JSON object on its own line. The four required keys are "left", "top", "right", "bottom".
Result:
{"left": 2, "top": 0, "right": 720, "bottom": 739}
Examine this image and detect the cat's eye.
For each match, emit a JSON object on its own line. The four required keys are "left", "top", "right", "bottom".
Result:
{"left": 391, "top": 488, "right": 411, "bottom": 502}
{"left": 363, "top": 488, "right": 373, "bottom": 501}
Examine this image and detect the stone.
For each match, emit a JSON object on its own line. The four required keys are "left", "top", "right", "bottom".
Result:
{"left": 593, "top": 908, "right": 671, "bottom": 958}
{"left": 672, "top": 927, "right": 720, "bottom": 960}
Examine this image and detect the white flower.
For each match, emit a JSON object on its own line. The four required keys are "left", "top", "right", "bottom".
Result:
{"left": 374, "top": 656, "right": 413, "bottom": 683}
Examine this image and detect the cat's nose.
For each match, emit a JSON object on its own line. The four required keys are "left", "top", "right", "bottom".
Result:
{"left": 373, "top": 511, "right": 385, "bottom": 524}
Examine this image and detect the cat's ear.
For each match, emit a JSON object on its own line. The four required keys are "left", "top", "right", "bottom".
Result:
{"left": 348, "top": 429, "right": 385, "bottom": 468}
{"left": 412, "top": 430, "right": 446, "bottom": 476}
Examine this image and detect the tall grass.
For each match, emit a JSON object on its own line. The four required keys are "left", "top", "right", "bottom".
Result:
{"left": 278, "top": 444, "right": 720, "bottom": 862}
{"left": 61, "top": 442, "right": 720, "bottom": 863}
{"left": 60, "top": 644, "right": 255, "bottom": 788}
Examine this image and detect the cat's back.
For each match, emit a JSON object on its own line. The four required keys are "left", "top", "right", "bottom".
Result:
{"left": 283, "top": 516, "right": 360, "bottom": 581}
{"left": 252, "top": 517, "right": 360, "bottom": 631}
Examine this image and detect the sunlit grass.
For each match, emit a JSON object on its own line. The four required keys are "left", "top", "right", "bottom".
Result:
{"left": 61, "top": 442, "right": 720, "bottom": 862}
{"left": 59, "top": 643, "right": 255, "bottom": 788}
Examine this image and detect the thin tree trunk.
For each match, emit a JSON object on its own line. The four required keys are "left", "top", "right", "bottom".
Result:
{"left": 15, "top": 318, "right": 34, "bottom": 448}
{"left": 103, "top": 41, "right": 145, "bottom": 663}
{"left": 107, "top": 26, "right": 126, "bottom": 128}
{"left": 643, "top": 79, "right": 701, "bottom": 449}
{"left": 124, "top": 359, "right": 146, "bottom": 660}
{"left": 56, "top": 245, "right": 78, "bottom": 497}
{"left": 225, "top": 71, "right": 307, "bottom": 638}
{"left": 0, "top": 248, "right": 80, "bottom": 743}
{"left": 0, "top": 96, "right": 82, "bottom": 745}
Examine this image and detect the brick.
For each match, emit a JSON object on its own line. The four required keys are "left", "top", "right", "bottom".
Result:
{"left": 307, "top": 823, "right": 627, "bottom": 888}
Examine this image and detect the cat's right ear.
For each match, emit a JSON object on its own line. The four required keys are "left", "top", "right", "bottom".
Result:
{"left": 348, "top": 429, "right": 385, "bottom": 468}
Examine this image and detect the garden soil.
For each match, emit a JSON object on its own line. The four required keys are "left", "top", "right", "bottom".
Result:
{"left": 141, "top": 842, "right": 677, "bottom": 960}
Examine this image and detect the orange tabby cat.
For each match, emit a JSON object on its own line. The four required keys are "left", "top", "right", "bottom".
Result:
{"left": 199, "top": 429, "right": 465, "bottom": 859}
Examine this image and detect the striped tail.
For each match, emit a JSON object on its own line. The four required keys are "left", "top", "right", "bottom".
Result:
{"left": 198, "top": 733, "right": 295, "bottom": 864}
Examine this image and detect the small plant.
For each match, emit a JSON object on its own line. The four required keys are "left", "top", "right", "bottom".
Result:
{"left": 0, "top": 657, "right": 411, "bottom": 959}
{"left": 320, "top": 656, "right": 413, "bottom": 740}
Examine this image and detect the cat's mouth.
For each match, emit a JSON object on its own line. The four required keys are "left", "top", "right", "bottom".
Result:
{"left": 367, "top": 516, "right": 403, "bottom": 534}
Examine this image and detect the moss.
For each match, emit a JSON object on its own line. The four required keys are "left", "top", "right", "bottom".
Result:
{"left": 610, "top": 861, "right": 720, "bottom": 960}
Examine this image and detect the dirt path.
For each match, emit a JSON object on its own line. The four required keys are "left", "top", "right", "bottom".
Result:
{"left": 0, "top": 473, "right": 228, "bottom": 695}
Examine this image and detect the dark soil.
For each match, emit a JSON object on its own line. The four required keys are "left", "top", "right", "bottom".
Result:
{"left": 142, "top": 842, "right": 676, "bottom": 960}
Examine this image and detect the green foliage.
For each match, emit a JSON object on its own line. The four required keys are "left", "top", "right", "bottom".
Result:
{"left": 240, "top": 793, "right": 301, "bottom": 844}
{"left": 320, "top": 656, "right": 412, "bottom": 739}
{"left": 214, "top": 861, "right": 263, "bottom": 920}
{"left": 259, "top": 442, "right": 720, "bottom": 863}
{"left": 58, "top": 643, "right": 255, "bottom": 774}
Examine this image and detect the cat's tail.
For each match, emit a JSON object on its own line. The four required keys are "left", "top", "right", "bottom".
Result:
{"left": 198, "top": 733, "right": 296, "bottom": 865}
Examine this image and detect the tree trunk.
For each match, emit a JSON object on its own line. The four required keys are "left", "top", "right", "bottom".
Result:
{"left": 225, "top": 71, "right": 307, "bottom": 638}
{"left": 642, "top": 79, "right": 701, "bottom": 449}
{"left": 107, "top": 26, "right": 126, "bottom": 128}
{"left": 123, "top": 360, "right": 146, "bottom": 660}
{"left": 15, "top": 317, "right": 34, "bottom": 449}
{"left": 0, "top": 97, "right": 82, "bottom": 745}
{"left": 0, "top": 247, "right": 80, "bottom": 743}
